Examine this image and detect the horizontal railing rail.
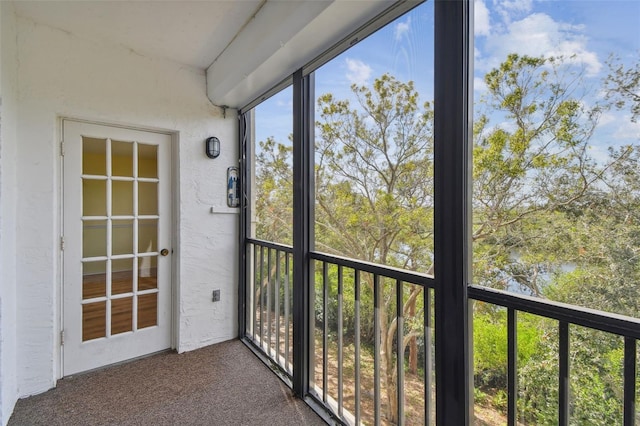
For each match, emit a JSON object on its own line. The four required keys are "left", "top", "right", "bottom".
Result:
{"left": 247, "top": 237, "right": 293, "bottom": 253}
{"left": 469, "top": 285, "right": 640, "bottom": 339}
{"left": 311, "top": 251, "right": 436, "bottom": 288}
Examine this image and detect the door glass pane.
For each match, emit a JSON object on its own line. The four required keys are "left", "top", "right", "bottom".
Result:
{"left": 138, "top": 293, "right": 157, "bottom": 329}
{"left": 112, "top": 219, "right": 133, "bottom": 255}
{"left": 138, "top": 144, "right": 158, "bottom": 178}
{"left": 138, "top": 182, "right": 158, "bottom": 215}
{"left": 138, "top": 219, "right": 157, "bottom": 253}
{"left": 82, "top": 220, "right": 106, "bottom": 258}
{"left": 112, "top": 181, "right": 133, "bottom": 216}
{"left": 111, "top": 297, "right": 133, "bottom": 335}
{"left": 83, "top": 301, "right": 106, "bottom": 341}
{"left": 111, "top": 140, "right": 133, "bottom": 177}
{"left": 138, "top": 255, "right": 157, "bottom": 290}
{"left": 82, "top": 261, "right": 106, "bottom": 299}
{"left": 83, "top": 179, "right": 106, "bottom": 216}
{"left": 83, "top": 137, "right": 106, "bottom": 175}
{"left": 112, "top": 258, "right": 133, "bottom": 295}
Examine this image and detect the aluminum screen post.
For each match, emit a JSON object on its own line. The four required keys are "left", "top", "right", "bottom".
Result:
{"left": 292, "top": 69, "right": 314, "bottom": 397}
{"left": 434, "top": 0, "right": 474, "bottom": 425}
{"left": 238, "top": 111, "right": 251, "bottom": 338}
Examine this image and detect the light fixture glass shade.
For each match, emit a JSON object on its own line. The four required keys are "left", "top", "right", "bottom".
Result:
{"left": 205, "top": 137, "right": 220, "bottom": 158}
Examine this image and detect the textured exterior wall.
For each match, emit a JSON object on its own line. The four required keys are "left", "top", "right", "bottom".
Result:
{"left": 12, "top": 15, "right": 238, "bottom": 400}
{"left": 0, "top": 2, "right": 19, "bottom": 424}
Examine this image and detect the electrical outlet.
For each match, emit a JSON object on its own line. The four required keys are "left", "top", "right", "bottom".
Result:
{"left": 212, "top": 289, "right": 221, "bottom": 302}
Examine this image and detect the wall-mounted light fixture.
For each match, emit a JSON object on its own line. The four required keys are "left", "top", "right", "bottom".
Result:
{"left": 205, "top": 136, "right": 220, "bottom": 159}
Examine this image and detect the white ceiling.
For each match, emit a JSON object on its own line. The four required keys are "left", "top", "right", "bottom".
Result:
{"left": 13, "top": 0, "right": 264, "bottom": 70}
{"left": 12, "top": 0, "right": 398, "bottom": 108}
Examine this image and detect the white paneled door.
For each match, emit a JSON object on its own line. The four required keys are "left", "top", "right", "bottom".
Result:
{"left": 62, "top": 120, "right": 172, "bottom": 375}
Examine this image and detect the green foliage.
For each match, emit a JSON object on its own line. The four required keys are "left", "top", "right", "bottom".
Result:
{"left": 516, "top": 321, "right": 626, "bottom": 425}
{"left": 518, "top": 338, "right": 560, "bottom": 425}
{"left": 255, "top": 136, "right": 294, "bottom": 244}
{"left": 473, "top": 310, "right": 543, "bottom": 398}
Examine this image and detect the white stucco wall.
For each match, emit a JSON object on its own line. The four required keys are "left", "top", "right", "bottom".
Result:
{"left": 13, "top": 15, "right": 239, "bottom": 400}
{"left": 0, "top": 3, "right": 19, "bottom": 424}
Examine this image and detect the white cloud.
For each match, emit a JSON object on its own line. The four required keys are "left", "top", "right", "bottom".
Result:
{"left": 475, "top": 0, "right": 491, "bottom": 37}
{"left": 394, "top": 16, "right": 411, "bottom": 41}
{"left": 587, "top": 144, "right": 610, "bottom": 164}
{"left": 500, "top": 0, "right": 532, "bottom": 13}
{"left": 479, "top": 13, "right": 601, "bottom": 76}
{"left": 591, "top": 111, "right": 639, "bottom": 159}
{"left": 613, "top": 118, "right": 640, "bottom": 140}
{"left": 496, "top": 119, "right": 518, "bottom": 133}
{"left": 493, "top": 0, "right": 533, "bottom": 23}
{"left": 345, "top": 58, "right": 372, "bottom": 86}
{"left": 598, "top": 112, "right": 617, "bottom": 127}
{"left": 474, "top": 76, "right": 488, "bottom": 93}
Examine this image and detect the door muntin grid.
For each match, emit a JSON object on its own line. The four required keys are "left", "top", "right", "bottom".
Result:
{"left": 81, "top": 137, "right": 160, "bottom": 341}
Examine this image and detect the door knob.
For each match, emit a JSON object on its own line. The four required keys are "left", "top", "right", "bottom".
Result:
{"left": 160, "top": 248, "right": 170, "bottom": 256}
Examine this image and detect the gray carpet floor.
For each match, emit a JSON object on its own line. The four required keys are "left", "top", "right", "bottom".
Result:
{"left": 9, "top": 340, "right": 326, "bottom": 426}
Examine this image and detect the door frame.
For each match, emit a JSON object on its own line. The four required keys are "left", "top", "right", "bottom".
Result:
{"left": 57, "top": 116, "right": 179, "bottom": 379}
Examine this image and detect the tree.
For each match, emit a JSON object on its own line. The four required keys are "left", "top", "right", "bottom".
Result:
{"left": 604, "top": 54, "right": 640, "bottom": 122}
{"left": 255, "top": 136, "right": 293, "bottom": 244}
{"left": 472, "top": 54, "right": 605, "bottom": 292}
{"left": 545, "top": 144, "right": 640, "bottom": 318}
{"left": 315, "top": 74, "right": 434, "bottom": 270}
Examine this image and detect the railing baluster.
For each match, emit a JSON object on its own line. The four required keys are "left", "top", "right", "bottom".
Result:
{"left": 559, "top": 321, "right": 569, "bottom": 426}
{"left": 323, "top": 261, "right": 329, "bottom": 403}
{"left": 259, "top": 245, "right": 265, "bottom": 345}
{"left": 507, "top": 308, "right": 517, "bottom": 426}
{"left": 374, "top": 274, "right": 381, "bottom": 426}
{"left": 275, "top": 250, "right": 281, "bottom": 362}
{"left": 252, "top": 244, "right": 258, "bottom": 341}
{"left": 309, "top": 259, "right": 316, "bottom": 391}
{"left": 267, "top": 248, "right": 272, "bottom": 354}
{"left": 425, "top": 288, "right": 432, "bottom": 426}
{"left": 355, "top": 269, "right": 361, "bottom": 426}
{"left": 397, "top": 279, "right": 405, "bottom": 426}
{"left": 285, "top": 253, "right": 291, "bottom": 373}
{"left": 623, "top": 337, "right": 636, "bottom": 426}
{"left": 337, "top": 265, "right": 344, "bottom": 418}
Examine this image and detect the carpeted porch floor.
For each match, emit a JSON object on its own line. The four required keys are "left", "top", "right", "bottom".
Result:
{"left": 9, "top": 340, "right": 325, "bottom": 426}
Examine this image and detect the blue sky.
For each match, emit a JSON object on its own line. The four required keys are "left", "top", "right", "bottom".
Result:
{"left": 256, "top": 0, "right": 639, "bottom": 158}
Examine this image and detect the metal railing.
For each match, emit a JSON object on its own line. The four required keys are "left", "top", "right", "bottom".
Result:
{"left": 469, "top": 285, "right": 639, "bottom": 426}
{"left": 245, "top": 238, "right": 639, "bottom": 426}
{"left": 309, "top": 251, "right": 435, "bottom": 426}
{"left": 246, "top": 239, "right": 294, "bottom": 380}
{"left": 246, "top": 238, "right": 437, "bottom": 425}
